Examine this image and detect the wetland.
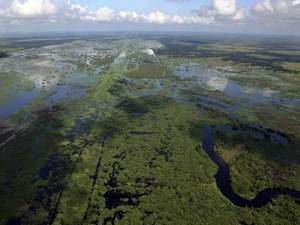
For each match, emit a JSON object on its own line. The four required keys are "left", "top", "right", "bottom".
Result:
{"left": 0, "top": 33, "right": 299, "bottom": 225}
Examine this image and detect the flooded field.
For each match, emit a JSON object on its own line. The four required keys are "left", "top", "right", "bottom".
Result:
{"left": 0, "top": 34, "right": 299, "bottom": 225}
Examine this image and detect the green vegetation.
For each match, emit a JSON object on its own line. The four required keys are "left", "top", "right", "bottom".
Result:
{"left": 197, "top": 43, "right": 260, "bottom": 53}
{"left": 0, "top": 46, "right": 22, "bottom": 56}
{"left": 247, "top": 53, "right": 279, "bottom": 60}
{"left": 215, "top": 130, "right": 300, "bottom": 199}
{"left": 0, "top": 35, "right": 300, "bottom": 225}
{"left": 127, "top": 63, "right": 168, "bottom": 79}
{"left": 0, "top": 72, "right": 35, "bottom": 106}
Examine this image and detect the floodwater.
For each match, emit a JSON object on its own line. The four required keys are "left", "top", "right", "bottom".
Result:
{"left": 0, "top": 41, "right": 105, "bottom": 121}
{"left": 1, "top": 41, "right": 299, "bottom": 123}
{"left": 175, "top": 63, "right": 289, "bottom": 104}
{"left": 0, "top": 39, "right": 164, "bottom": 121}
{"left": 0, "top": 89, "right": 39, "bottom": 120}
{"left": 173, "top": 63, "right": 300, "bottom": 117}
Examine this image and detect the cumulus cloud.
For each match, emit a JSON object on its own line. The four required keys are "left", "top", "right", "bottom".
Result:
{"left": 253, "top": 0, "right": 274, "bottom": 14}
{"left": 118, "top": 11, "right": 140, "bottom": 23}
{"left": 253, "top": 0, "right": 295, "bottom": 15}
{"left": 252, "top": 0, "right": 300, "bottom": 23}
{"left": 0, "top": 0, "right": 216, "bottom": 25}
{"left": 0, "top": 0, "right": 299, "bottom": 33}
{"left": 194, "top": 0, "right": 245, "bottom": 23}
{"left": 213, "top": 0, "right": 237, "bottom": 16}
{"left": 231, "top": 8, "right": 245, "bottom": 21}
{"left": 68, "top": 2, "right": 88, "bottom": 15}
{"left": 10, "top": 0, "right": 58, "bottom": 17}
{"left": 82, "top": 7, "right": 115, "bottom": 22}
{"left": 146, "top": 11, "right": 169, "bottom": 24}
{"left": 66, "top": 1, "right": 213, "bottom": 25}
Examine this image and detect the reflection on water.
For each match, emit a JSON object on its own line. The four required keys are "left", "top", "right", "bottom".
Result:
{"left": 207, "top": 77, "right": 228, "bottom": 91}
{"left": 174, "top": 63, "right": 298, "bottom": 106}
{"left": 0, "top": 89, "right": 39, "bottom": 120}
{"left": 1, "top": 41, "right": 299, "bottom": 122}
{"left": 0, "top": 39, "right": 164, "bottom": 121}
{"left": 46, "top": 85, "right": 88, "bottom": 105}
{"left": 155, "top": 79, "right": 163, "bottom": 92}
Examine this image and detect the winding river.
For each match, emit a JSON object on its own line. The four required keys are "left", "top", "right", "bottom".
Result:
{"left": 202, "top": 125, "right": 300, "bottom": 208}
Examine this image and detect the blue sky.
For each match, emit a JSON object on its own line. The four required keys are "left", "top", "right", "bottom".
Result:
{"left": 79, "top": 0, "right": 254, "bottom": 14}
{"left": 0, "top": 0, "right": 299, "bottom": 34}
{"left": 79, "top": 0, "right": 209, "bottom": 14}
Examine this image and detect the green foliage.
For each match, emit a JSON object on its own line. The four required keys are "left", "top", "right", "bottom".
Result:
{"left": 1, "top": 36, "right": 300, "bottom": 225}
{"left": 127, "top": 63, "right": 168, "bottom": 79}
{"left": 215, "top": 130, "right": 300, "bottom": 199}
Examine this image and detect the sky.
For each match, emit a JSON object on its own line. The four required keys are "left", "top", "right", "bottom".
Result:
{"left": 0, "top": 0, "right": 299, "bottom": 34}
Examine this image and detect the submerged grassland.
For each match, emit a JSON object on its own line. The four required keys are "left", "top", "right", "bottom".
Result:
{"left": 0, "top": 34, "right": 299, "bottom": 225}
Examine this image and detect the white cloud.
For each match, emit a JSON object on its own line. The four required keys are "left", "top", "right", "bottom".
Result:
{"left": 171, "top": 14, "right": 214, "bottom": 24}
{"left": 194, "top": 0, "right": 244, "bottom": 22}
{"left": 142, "top": 11, "right": 214, "bottom": 25}
{"left": 252, "top": 0, "right": 300, "bottom": 22}
{"left": 0, "top": 0, "right": 299, "bottom": 33}
{"left": 253, "top": 0, "right": 274, "bottom": 14}
{"left": 212, "top": 0, "right": 237, "bottom": 16}
{"left": 10, "top": 0, "right": 58, "bottom": 17}
{"left": 68, "top": 2, "right": 88, "bottom": 15}
{"left": 231, "top": 9, "right": 245, "bottom": 21}
{"left": 65, "top": 2, "right": 214, "bottom": 25}
{"left": 118, "top": 11, "right": 140, "bottom": 22}
{"left": 293, "top": 0, "right": 300, "bottom": 6}
{"left": 252, "top": 0, "right": 299, "bottom": 15}
{"left": 83, "top": 7, "right": 115, "bottom": 22}
{"left": 145, "top": 11, "right": 169, "bottom": 24}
